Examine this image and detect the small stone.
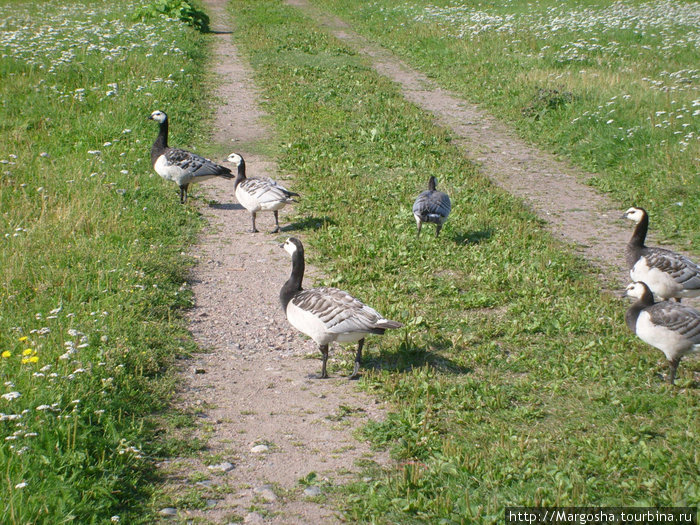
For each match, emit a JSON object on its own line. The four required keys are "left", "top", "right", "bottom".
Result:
{"left": 194, "top": 368, "right": 206, "bottom": 374}
{"left": 250, "top": 444, "right": 269, "bottom": 454}
{"left": 196, "top": 480, "right": 213, "bottom": 488}
{"left": 208, "top": 461, "right": 234, "bottom": 473}
{"left": 206, "top": 499, "right": 218, "bottom": 508}
{"left": 158, "top": 507, "right": 177, "bottom": 518}
{"left": 304, "top": 486, "right": 321, "bottom": 497}
{"left": 254, "top": 485, "right": 277, "bottom": 502}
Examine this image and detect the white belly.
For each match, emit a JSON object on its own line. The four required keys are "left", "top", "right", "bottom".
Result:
{"left": 286, "top": 302, "right": 367, "bottom": 345}
{"left": 636, "top": 311, "right": 693, "bottom": 361}
{"left": 235, "top": 186, "right": 262, "bottom": 213}
{"left": 630, "top": 260, "right": 681, "bottom": 300}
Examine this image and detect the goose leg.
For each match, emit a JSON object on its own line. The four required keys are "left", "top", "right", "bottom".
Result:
{"left": 271, "top": 210, "right": 281, "bottom": 234}
{"left": 319, "top": 344, "right": 329, "bottom": 379}
{"left": 667, "top": 357, "right": 680, "bottom": 384}
{"left": 435, "top": 223, "right": 442, "bottom": 237}
{"left": 179, "top": 185, "right": 188, "bottom": 204}
{"left": 250, "top": 212, "right": 258, "bottom": 233}
{"left": 349, "top": 338, "right": 365, "bottom": 380}
{"left": 416, "top": 221, "right": 422, "bottom": 238}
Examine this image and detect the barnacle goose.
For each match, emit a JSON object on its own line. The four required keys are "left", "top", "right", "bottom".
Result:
{"left": 625, "top": 281, "right": 700, "bottom": 384}
{"left": 148, "top": 110, "right": 232, "bottom": 203}
{"left": 623, "top": 207, "right": 700, "bottom": 302}
{"left": 280, "top": 238, "right": 402, "bottom": 379}
{"left": 227, "top": 153, "right": 299, "bottom": 233}
{"left": 412, "top": 176, "right": 451, "bottom": 237}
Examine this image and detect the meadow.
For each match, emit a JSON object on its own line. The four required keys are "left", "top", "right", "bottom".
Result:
{"left": 0, "top": 1, "right": 211, "bottom": 522}
{"left": 0, "top": 0, "right": 698, "bottom": 523}
{"left": 314, "top": 0, "right": 700, "bottom": 248}
{"left": 227, "top": 0, "right": 698, "bottom": 522}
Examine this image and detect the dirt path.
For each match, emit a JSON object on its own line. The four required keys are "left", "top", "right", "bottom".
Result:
{"left": 157, "top": 2, "right": 389, "bottom": 523}
{"left": 286, "top": 0, "right": 700, "bottom": 296}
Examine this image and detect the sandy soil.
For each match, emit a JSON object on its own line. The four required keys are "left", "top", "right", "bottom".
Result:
{"left": 158, "top": 1, "right": 697, "bottom": 523}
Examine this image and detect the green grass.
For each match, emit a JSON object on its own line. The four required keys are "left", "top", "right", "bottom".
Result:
{"left": 0, "top": 1, "right": 213, "bottom": 522}
{"left": 227, "top": 0, "right": 698, "bottom": 522}
{"left": 312, "top": 0, "right": 700, "bottom": 249}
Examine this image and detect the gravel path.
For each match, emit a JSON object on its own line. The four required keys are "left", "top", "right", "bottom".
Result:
{"left": 157, "top": 2, "right": 389, "bottom": 523}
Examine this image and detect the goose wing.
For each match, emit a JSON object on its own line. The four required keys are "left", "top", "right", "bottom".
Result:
{"left": 240, "top": 177, "right": 298, "bottom": 205}
{"left": 292, "top": 287, "right": 398, "bottom": 335}
{"left": 164, "top": 148, "right": 232, "bottom": 179}
{"left": 647, "top": 302, "right": 700, "bottom": 342}
{"left": 644, "top": 247, "right": 700, "bottom": 290}
{"left": 413, "top": 190, "right": 451, "bottom": 220}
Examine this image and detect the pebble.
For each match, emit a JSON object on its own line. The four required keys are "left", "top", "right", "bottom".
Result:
{"left": 254, "top": 485, "right": 277, "bottom": 502}
{"left": 208, "top": 461, "right": 235, "bottom": 473}
{"left": 206, "top": 499, "right": 218, "bottom": 508}
{"left": 158, "top": 507, "right": 177, "bottom": 518}
{"left": 251, "top": 444, "right": 269, "bottom": 454}
{"left": 196, "top": 480, "right": 213, "bottom": 488}
{"left": 244, "top": 513, "right": 264, "bottom": 524}
{"left": 304, "top": 486, "right": 322, "bottom": 497}
{"left": 194, "top": 367, "right": 206, "bottom": 374}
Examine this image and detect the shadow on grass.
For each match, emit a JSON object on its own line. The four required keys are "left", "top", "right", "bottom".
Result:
{"left": 286, "top": 215, "right": 338, "bottom": 232}
{"left": 451, "top": 228, "right": 493, "bottom": 245}
{"left": 366, "top": 337, "right": 471, "bottom": 375}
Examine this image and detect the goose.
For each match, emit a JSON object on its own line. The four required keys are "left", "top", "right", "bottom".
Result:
{"left": 280, "top": 237, "right": 402, "bottom": 379}
{"left": 623, "top": 206, "right": 700, "bottom": 302}
{"left": 227, "top": 153, "right": 299, "bottom": 233}
{"left": 148, "top": 110, "right": 232, "bottom": 203}
{"left": 412, "top": 176, "right": 451, "bottom": 237}
{"left": 625, "top": 281, "right": 700, "bottom": 384}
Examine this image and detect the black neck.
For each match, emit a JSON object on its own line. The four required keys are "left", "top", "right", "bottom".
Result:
{"left": 629, "top": 213, "right": 648, "bottom": 249}
{"left": 625, "top": 212, "right": 648, "bottom": 267}
{"left": 233, "top": 157, "right": 246, "bottom": 189}
{"left": 151, "top": 119, "right": 168, "bottom": 166}
{"left": 280, "top": 247, "right": 304, "bottom": 311}
{"left": 428, "top": 176, "right": 437, "bottom": 191}
{"left": 625, "top": 285, "right": 655, "bottom": 332}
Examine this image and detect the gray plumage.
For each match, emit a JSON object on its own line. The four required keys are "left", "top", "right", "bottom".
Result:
{"left": 625, "top": 281, "right": 700, "bottom": 384}
{"left": 623, "top": 207, "right": 700, "bottom": 302}
{"left": 228, "top": 153, "right": 299, "bottom": 233}
{"left": 149, "top": 110, "right": 232, "bottom": 204}
{"left": 413, "top": 176, "right": 451, "bottom": 237}
{"left": 280, "top": 238, "right": 402, "bottom": 379}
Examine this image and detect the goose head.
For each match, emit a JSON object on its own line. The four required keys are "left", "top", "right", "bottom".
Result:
{"left": 226, "top": 153, "right": 244, "bottom": 167}
{"left": 282, "top": 237, "right": 304, "bottom": 257}
{"left": 148, "top": 110, "right": 167, "bottom": 123}
{"left": 625, "top": 281, "right": 652, "bottom": 300}
{"left": 622, "top": 207, "right": 646, "bottom": 224}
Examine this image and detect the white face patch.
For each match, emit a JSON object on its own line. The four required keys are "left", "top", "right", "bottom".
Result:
{"left": 625, "top": 282, "right": 646, "bottom": 299}
{"left": 284, "top": 239, "right": 297, "bottom": 256}
{"left": 150, "top": 110, "right": 166, "bottom": 123}
{"left": 227, "top": 153, "right": 242, "bottom": 166}
{"left": 624, "top": 207, "right": 644, "bottom": 224}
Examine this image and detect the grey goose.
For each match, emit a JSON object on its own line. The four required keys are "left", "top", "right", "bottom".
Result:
{"left": 227, "top": 153, "right": 299, "bottom": 233}
{"left": 412, "top": 176, "right": 451, "bottom": 237}
{"left": 625, "top": 281, "right": 700, "bottom": 384}
{"left": 149, "top": 110, "right": 232, "bottom": 203}
{"left": 280, "top": 237, "right": 402, "bottom": 379}
{"left": 623, "top": 206, "right": 700, "bottom": 302}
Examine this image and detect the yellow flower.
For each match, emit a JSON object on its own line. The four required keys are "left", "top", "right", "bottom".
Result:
{"left": 1, "top": 351, "right": 11, "bottom": 358}
{"left": 18, "top": 336, "right": 28, "bottom": 342}
{"left": 29, "top": 356, "right": 39, "bottom": 363}
{"left": 22, "top": 348, "right": 33, "bottom": 356}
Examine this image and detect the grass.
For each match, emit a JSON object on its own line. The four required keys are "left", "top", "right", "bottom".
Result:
{"left": 0, "top": 1, "right": 214, "bottom": 522}
{"left": 311, "top": 0, "right": 700, "bottom": 249}
{"left": 227, "top": 0, "right": 698, "bottom": 523}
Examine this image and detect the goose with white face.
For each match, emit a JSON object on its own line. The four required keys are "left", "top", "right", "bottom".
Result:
{"left": 228, "top": 153, "right": 299, "bottom": 233}
{"left": 148, "top": 110, "right": 233, "bottom": 203}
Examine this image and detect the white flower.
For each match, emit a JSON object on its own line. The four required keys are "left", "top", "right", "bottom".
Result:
{"left": 36, "top": 405, "right": 51, "bottom": 411}
{"left": 14, "top": 482, "right": 27, "bottom": 489}
{"left": 2, "top": 392, "right": 21, "bottom": 401}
